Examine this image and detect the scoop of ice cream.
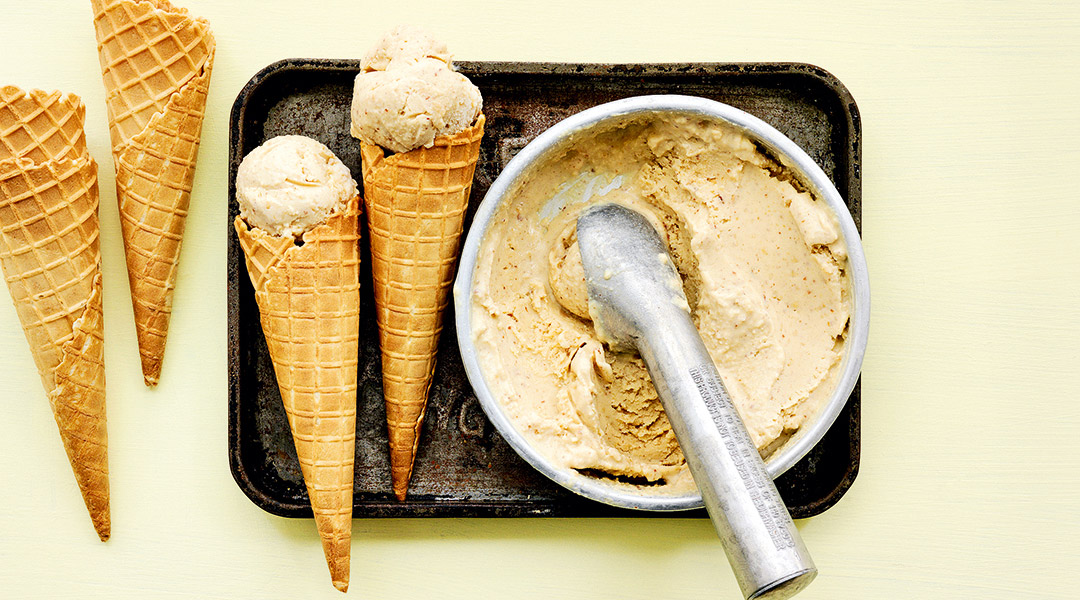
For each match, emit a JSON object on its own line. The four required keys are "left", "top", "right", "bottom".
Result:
{"left": 350, "top": 29, "right": 482, "bottom": 154}
{"left": 235, "top": 135, "right": 357, "bottom": 238}
{"left": 360, "top": 25, "right": 453, "bottom": 72}
{"left": 548, "top": 222, "right": 591, "bottom": 320}
{"left": 548, "top": 196, "right": 689, "bottom": 322}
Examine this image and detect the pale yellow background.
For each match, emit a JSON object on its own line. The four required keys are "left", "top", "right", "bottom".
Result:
{"left": 1, "top": 0, "right": 1078, "bottom": 598}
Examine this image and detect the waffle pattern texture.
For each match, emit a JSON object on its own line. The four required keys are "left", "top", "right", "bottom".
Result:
{"left": 92, "top": 0, "right": 214, "bottom": 386}
{"left": 235, "top": 196, "right": 362, "bottom": 593}
{"left": 0, "top": 86, "right": 109, "bottom": 541}
{"left": 360, "top": 115, "right": 485, "bottom": 501}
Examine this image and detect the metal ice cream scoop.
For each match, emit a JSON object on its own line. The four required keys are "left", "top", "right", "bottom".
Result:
{"left": 575, "top": 203, "right": 817, "bottom": 600}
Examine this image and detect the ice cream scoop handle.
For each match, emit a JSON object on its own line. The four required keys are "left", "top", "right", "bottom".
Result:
{"left": 637, "top": 318, "right": 817, "bottom": 600}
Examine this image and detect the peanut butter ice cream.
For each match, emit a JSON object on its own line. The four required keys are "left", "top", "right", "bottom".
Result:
{"left": 350, "top": 26, "right": 482, "bottom": 154}
{"left": 470, "top": 114, "right": 850, "bottom": 493}
{"left": 235, "top": 135, "right": 357, "bottom": 238}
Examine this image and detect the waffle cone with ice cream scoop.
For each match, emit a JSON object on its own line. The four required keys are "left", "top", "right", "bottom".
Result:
{"left": 352, "top": 26, "right": 485, "bottom": 500}
{"left": 234, "top": 135, "right": 360, "bottom": 592}
{"left": 0, "top": 86, "right": 109, "bottom": 541}
{"left": 91, "top": 0, "right": 214, "bottom": 386}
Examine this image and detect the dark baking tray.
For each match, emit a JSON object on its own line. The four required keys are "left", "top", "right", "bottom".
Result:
{"left": 228, "top": 59, "right": 862, "bottom": 519}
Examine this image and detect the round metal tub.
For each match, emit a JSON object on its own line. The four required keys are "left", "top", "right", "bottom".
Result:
{"left": 453, "top": 95, "right": 870, "bottom": 511}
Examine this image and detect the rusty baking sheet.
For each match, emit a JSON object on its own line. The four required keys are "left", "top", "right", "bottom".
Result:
{"left": 228, "top": 59, "right": 862, "bottom": 519}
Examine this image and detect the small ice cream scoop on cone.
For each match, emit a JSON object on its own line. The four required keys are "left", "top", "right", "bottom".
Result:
{"left": 0, "top": 86, "right": 109, "bottom": 541}
{"left": 234, "top": 136, "right": 360, "bottom": 592}
{"left": 571, "top": 204, "right": 816, "bottom": 600}
{"left": 92, "top": 0, "right": 215, "bottom": 386}
{"left": 351, "top": 26, "right": 485, "bottom": 500}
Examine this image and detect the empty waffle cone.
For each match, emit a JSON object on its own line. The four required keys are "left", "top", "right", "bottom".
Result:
{"left": 235, "top": 196, "right": 362, "bottom": 593}
{"left": 0, "top": 87, "right": 87, "bottom": 166}
{"left": 360, "top": 115, "right": 484, "bottom": 501}
{"left": 92, "top": 0, "right": 215, "bottom": 386}
{"left": 0, "top": 87, "right": 109, "bottom": 541}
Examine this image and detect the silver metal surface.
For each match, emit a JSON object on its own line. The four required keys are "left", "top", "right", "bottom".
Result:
{"left": 453, "top": 95, "right": 871, "bottom": 511}
{"left": 577, "top": 204, "right": 815, "bottom": 599}
{"left": 583, "top": 205, "right": 816, "bottom": 595}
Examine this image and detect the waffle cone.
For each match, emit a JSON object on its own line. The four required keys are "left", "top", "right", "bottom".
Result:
{"left": 360, "top": 115, "right": 485, "bottom": 501}
{"left": 0, "top": 87, "right": 87, "bottom": 167}
{"left": 235, "top": 196, "right": 362, "bottom": 593}
{"left": 0, "top": 87, "right": 108, "bottom": 540}
{"left": 92, "top": 0, "right": 214, "bottom": 386}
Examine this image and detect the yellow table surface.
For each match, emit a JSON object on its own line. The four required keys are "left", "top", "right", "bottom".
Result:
{"left": 2, "top": 1, "right": 1078, "bottom": 598}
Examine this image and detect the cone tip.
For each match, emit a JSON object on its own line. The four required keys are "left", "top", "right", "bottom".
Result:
{"left": 324, "top": 533, "right": 351, "bottom": 593}
{"left": 141, "top": 356, "right": 162, "bottom": 387}
{"left": 390, "top": 461, "right": 414, "bottom": 501}
{"left": 94, "top": 520, "right": 110, "bottom": 542}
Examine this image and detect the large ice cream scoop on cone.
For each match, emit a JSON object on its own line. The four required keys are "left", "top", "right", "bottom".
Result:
{"left": 92, "top": 0, "right": 214, "bottom": 386}
{"left": 235, "top": 136, "right": 360, "bottom": 592}
{"left": 353, "top": 26, "right": 485, "bottom": 501}
{"left": 0, "top": 86, "right": 109, "bottom": 541}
